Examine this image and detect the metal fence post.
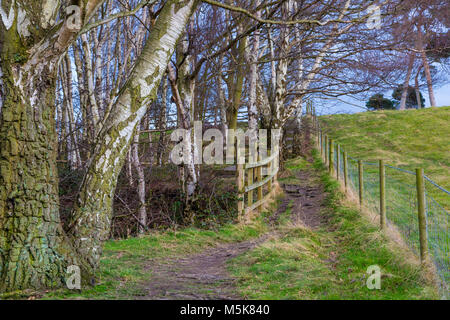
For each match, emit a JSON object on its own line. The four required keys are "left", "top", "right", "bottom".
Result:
{"left": 416, "top": 168, "right": 429, "bottom": 264}
{"left": 379, "top": 160, "right": 386, "bottom": 230}
{"left": 358, "top": 160, "right": 363, "bottom": 207}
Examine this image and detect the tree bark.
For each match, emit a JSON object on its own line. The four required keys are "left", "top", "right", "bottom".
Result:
{"left": 217, "top": 54, "right": 228, "bottom": 143}
{"left": 0, "top": 68, "right": 81, "bottom": 291}
{"left": 157, "top": 76, "right": 168, "bottom": 166}
{"left": 0, "top": 0, "right": 106, "bottom": 292}
{"left": 229, "top": 25, "right": 247, "bottom": 130}
{"left": 417, "top": 27, "right": 437, "bottom": 107}
{"left": 60, "top": 55, "right": 82, "bottom": 169}
{"left": 245, "top": 0, "right": 261, "bottom": 131}
{"left": 66, "top": 0, "right": 198, "bottom": 270}
{"left": 0, "top": 0, "right": 197, "bottom": 290}
{"left": 415, "top": 65, "right": 424, "bottom": 109}
{"left": 168, "top": 30, "right": 199, "bottom": 206}
{"left": 399, "top": 54, "right": 415, "bottom": 110}
{"left": 131, "top": 131, "right": 147, "bottom": 234}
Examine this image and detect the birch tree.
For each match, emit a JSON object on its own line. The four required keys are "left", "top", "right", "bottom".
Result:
{"left": 0, "top": 0, "right": 197, "bottom": 291}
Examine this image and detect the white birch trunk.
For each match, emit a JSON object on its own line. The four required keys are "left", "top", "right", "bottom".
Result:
{"left": 132, "top": 131, "right": 147, "bottom": 234}
{"left": 245, "top": 0, "right": 261, "bottom": 131}
{"left": 157, "top": 76, "right": 168, "bottom": 166}
{"left": 81, "top": 33, "right": 101, "bottom": 134}
{"left": 67, "top": 0, "right": 198, "bottom": 269}
{"left": 168, "top": 32, "right": 199, "bottom": 201}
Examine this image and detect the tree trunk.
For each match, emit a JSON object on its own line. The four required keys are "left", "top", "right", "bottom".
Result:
{"left": 245, "top": 0, "right": 261, "bottom": 131}
{"left": 273, "top": 1, "right": 291, "bottom": 130}
{"left": 81, "top": 33, "right": 101, "bottom": 135}
{"left": 417, "top": 28, "right": 437, "bottom": 107}
{"left": 399, "top": 54, "right": 415, "bottom": 110}
{"left": 0, "top": 0, "right": 108, "bottom": 290}
{"left": 0, "top": 58, "right": 79, "bottom": 292}
{"left": 66, "top": 0, "right": 198, "bottom": 270}
{"left": 415, "top": 65, "right": 424, "bottom": 109}
{"left": 168, "top": 31, "right": 199, "bottom": 206}
{"left": 61, "top": 55, "right": 82, "bottom": 169}
{"left": 217, "top": 54, "right": 228, "bottom": 143}
{"left": 131, "top": 131, "right": 147, "bottom": 234}
{"left": 157, "top": 76, "right": 168, "bottom": 166}
{"left": 229, "top": 26, "right": 247, "bottom": 130}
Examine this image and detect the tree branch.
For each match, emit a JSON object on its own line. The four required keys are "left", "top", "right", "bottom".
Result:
{"left": 202, "top": 0, "right": 370, "bottom": 26}
{"left": 80, "top": 0, "right": 157, "bottom": 35}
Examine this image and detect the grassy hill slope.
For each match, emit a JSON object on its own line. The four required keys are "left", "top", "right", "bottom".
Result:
{"left": 320, "top": 107, "right": 450, "bottom": 212}
{"left": 320, "top": 107, "right": 450, "bottom": 190}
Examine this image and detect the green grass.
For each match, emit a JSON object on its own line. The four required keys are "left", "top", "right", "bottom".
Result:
{"left": 320, "top": 106, "right": 450, "bottom": 207}
{"left": 228, "top": 153, "right": 439, "bottom": 300}
{"left": 320, "top": 107, "right": 449, "bottom": 294}
{"left": 40, "top": 205, "right": 276, "bottom": 300}
{"left": 30, "top": 148, "right": 442, "bottom": 300}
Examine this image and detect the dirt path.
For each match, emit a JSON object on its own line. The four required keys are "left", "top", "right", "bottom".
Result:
{"left": 137, "top": 161, "right": 326, "bottom": 300}
{"left": 281, "top": 170, "right": 326, "bottom": 228}
{"left": 138, "top": 237, "right": 268, "bottom": 300}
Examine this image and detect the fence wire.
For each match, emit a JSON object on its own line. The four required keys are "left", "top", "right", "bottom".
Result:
{"left": 385, "top": 167, "right": 420, "bottom": 254}
{"left": 319, "top": 138, "right": 449, "bottom": 299}
{"left": 425, "top": 180, "right": 449, "bottom": 297}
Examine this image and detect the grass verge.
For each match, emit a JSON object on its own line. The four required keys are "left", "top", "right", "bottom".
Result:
{"left": 35, "top": 200, "right": 280, "bottom": 300}
{"left": 228, "top": 151, "right": 439, "bottom": 300}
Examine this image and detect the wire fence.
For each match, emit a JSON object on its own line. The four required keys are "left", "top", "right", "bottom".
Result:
{"left": 318, "top": 130, "right": 449, "bottom": 299}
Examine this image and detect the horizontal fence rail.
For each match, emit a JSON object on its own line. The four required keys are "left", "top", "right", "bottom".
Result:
{"left": 237, "top": 143, "right": 279, "bottom": 218}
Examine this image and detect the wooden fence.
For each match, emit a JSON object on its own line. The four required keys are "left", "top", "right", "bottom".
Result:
{"left": 236, "top": 143, "right": 280, "bottom": 218}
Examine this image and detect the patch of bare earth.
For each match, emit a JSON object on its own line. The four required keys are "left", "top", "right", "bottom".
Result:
{"left": 136, "top": 161, "right": 327, "bottom": 300}
{"left": 137, "top": 237, "right": 268, "bottom": 300}
{"left": 281, "top": 169, "right": 327, "bottom": 228}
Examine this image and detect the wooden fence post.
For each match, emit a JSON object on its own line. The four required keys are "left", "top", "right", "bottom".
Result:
{"left": 329, "top": 139, "right": 334, "bottom": 175}
{"left": 317, "top": 126, "right": 320, "bottom": 148}
{"left": 324, "top": 135, "right": 328, "bottom": 164}
{"left": 237, "top": 138, "right": 245, "bottom": 217}
{"left": 336, "top": 144, "right": 340, "bottom": 180}
{"left": 379, "top": 160, "right": 386, "bottom": 230}
{"left": 274, "top": 150, "right": 279, "bottom": 184}
{"left": 247, "top": 162, "right": 254, "bottom": 209}
{"left": 320, "top": 131, "right": 323, "bottom": 157}
{"left": 268, "top": 149, "right": 273, "bottom": 192}
{"left": 343, "top": 151, "right": 348, "bottom": 191}
{"left": 358, "top": 160, "right": 363, "bottom": 207}
{"left": 257, "top": 155, "right": 263, "bottom": 212}
{"left": 416, "top": 168, "right": 429, "bottom": 263}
